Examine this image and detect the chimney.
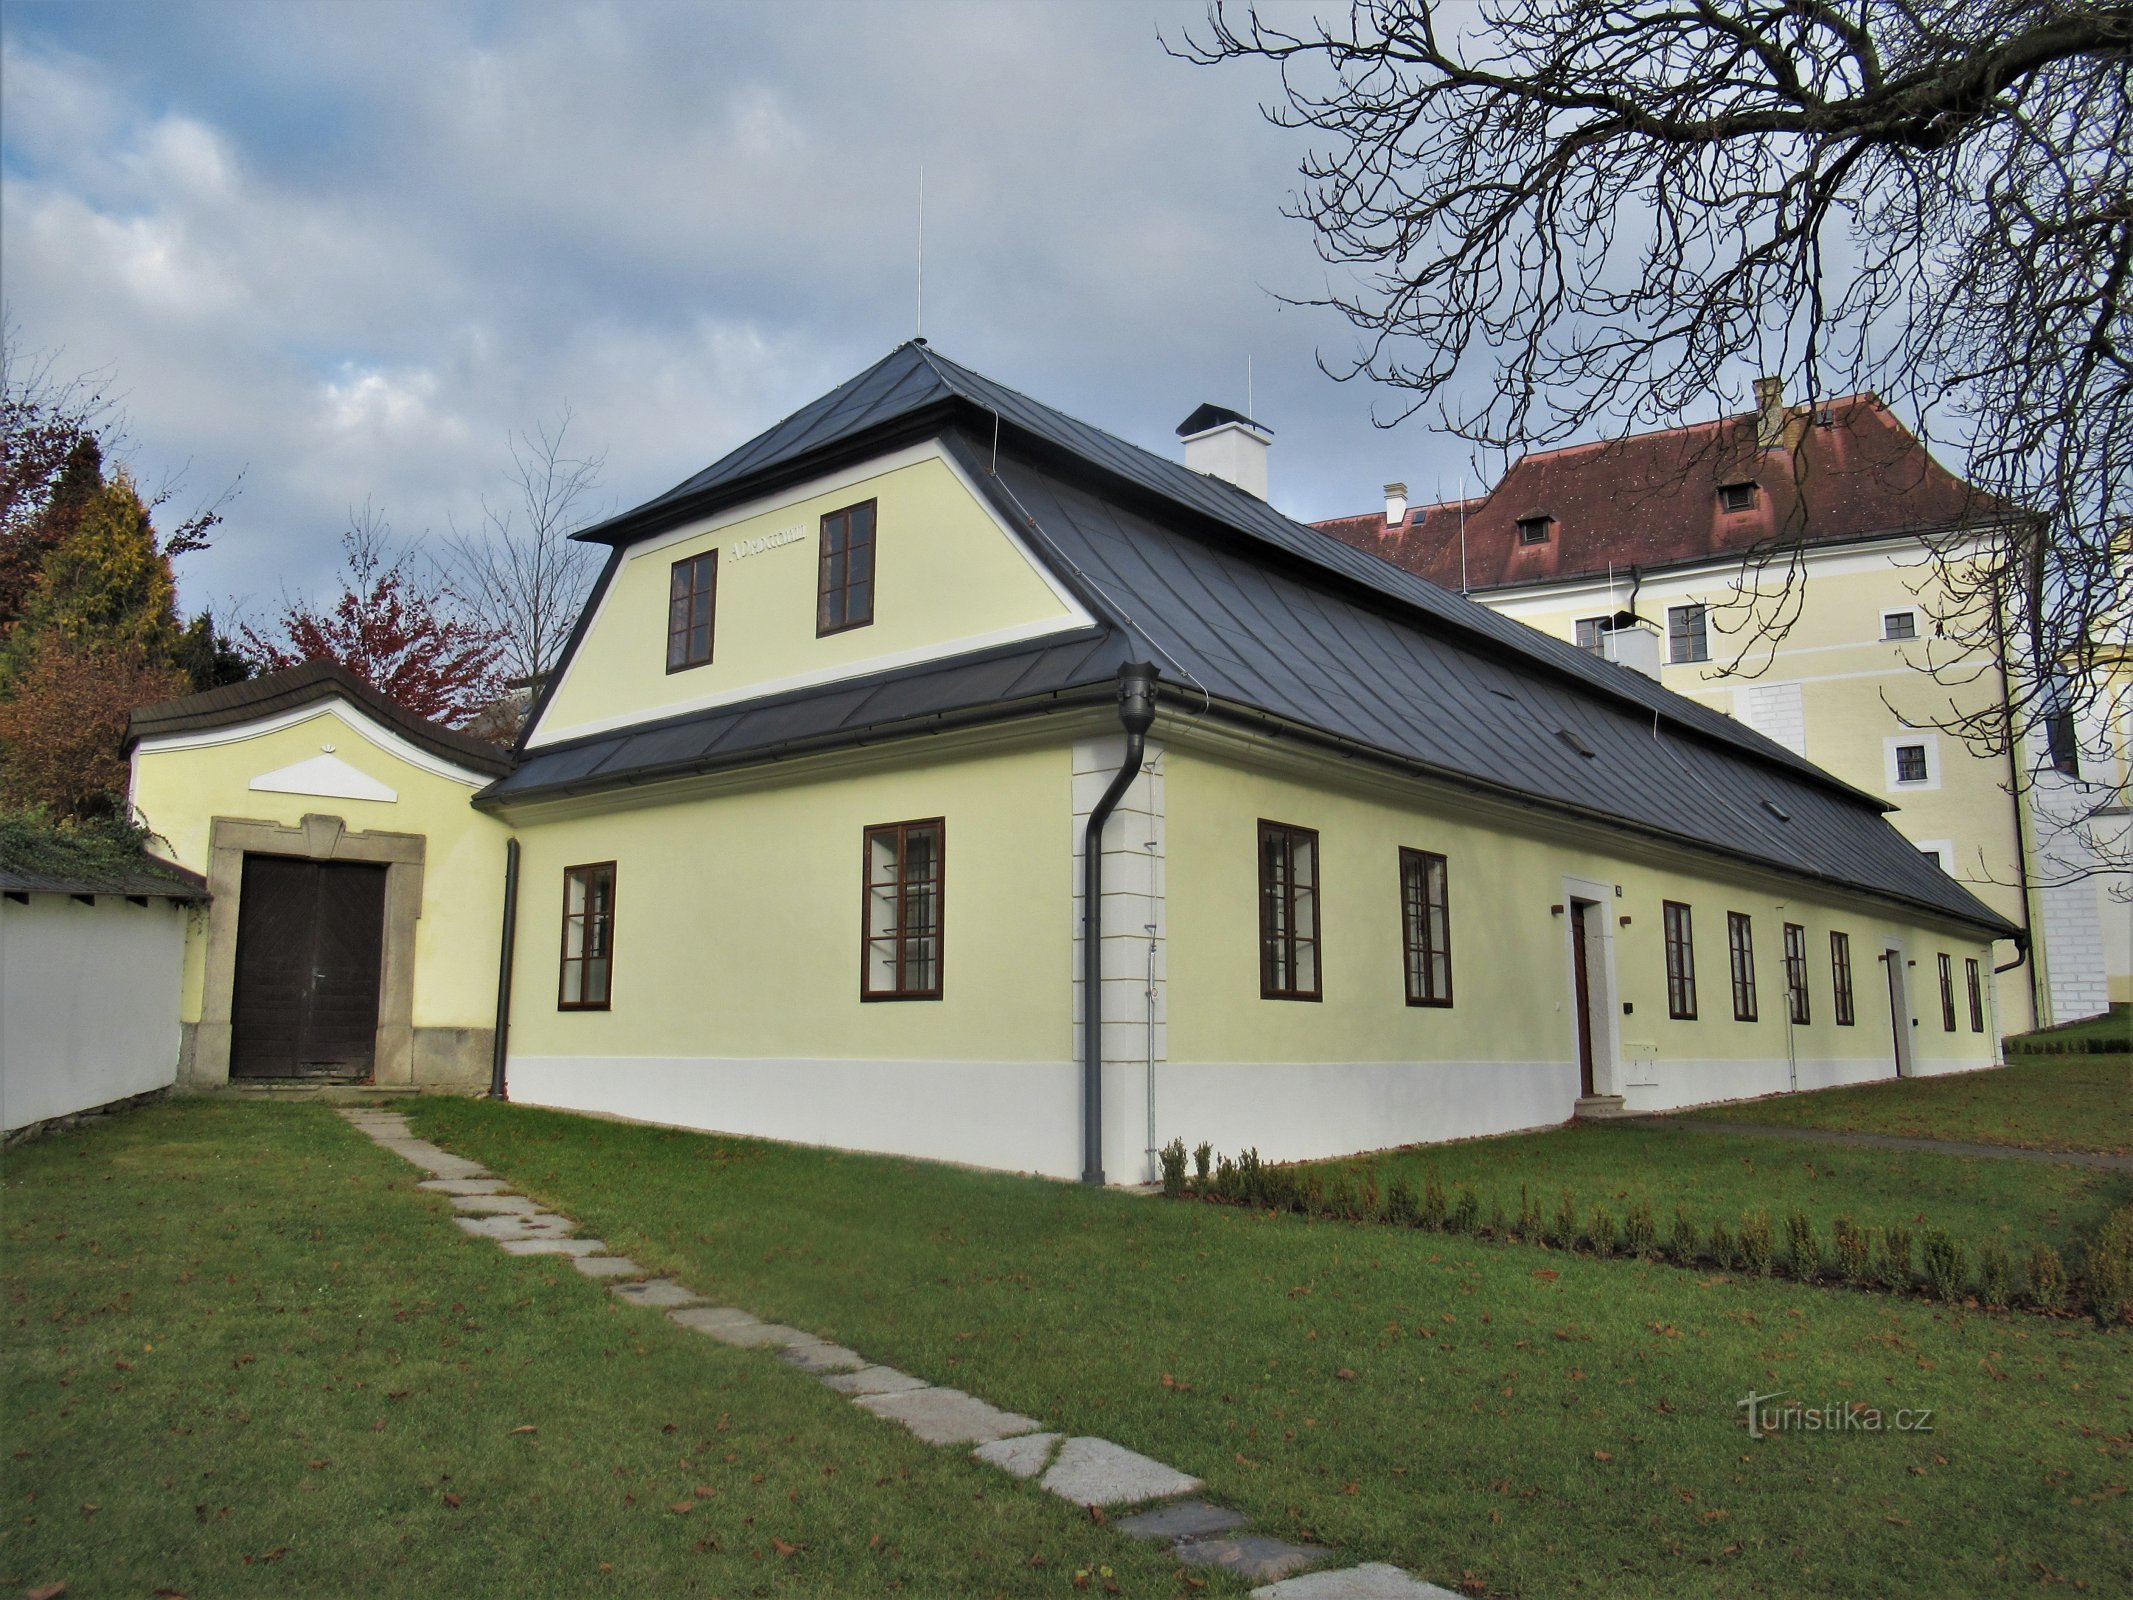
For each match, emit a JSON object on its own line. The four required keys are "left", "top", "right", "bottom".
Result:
{"left": 1752, "top": 376, "right": 1786, "bottom": 449}
{"left": 1176, "top": 403, "right": 1272, "bottom": 500}
{"left": 1383, "top": 482, "right": 1408, "bottom": 526}
{"left": 1601, "top": 617, "right": 1663, "bottom": 680}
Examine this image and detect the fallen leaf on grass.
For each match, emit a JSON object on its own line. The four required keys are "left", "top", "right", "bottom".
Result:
{"left": 153, "top": 1589, "right": 187, "bottom": 1598}
{"left": 306, "top": 1459, "right": 329, "bottom": 1470}
{"left": 24, "top": 1584, "right": 65, "bottom": 1600}
{"left": 1531, "top": 1269, "right": 1558, "bottom": 1282}
{"left": 771, "top": 1538, "right": 802, "bottom": 1558}
{"left": 1886, "top": 1515, "right": 1911, "bottom": 1527}
{"left": 443, "top": 1493, "right": 462, "bottom": 1508}
{"left": 693, "top": 1485, "right": 717, "bottom": 1499}
{"left": 80, "top": 1503, "right": 99, "bottom": 1518}
{"left": 510, "top": 1425, "right": 537, "bottom": 1435}
{"left": 1335, "top": 1367, "right": 1357, "bottom": 1381}
{"left": 1087, "top": 1504, "right": 1109, "bottom": 1525}
{"left": 1593, "top": 1450, "right": 1614, "bottom": 1463}
{"left": 669, "top": 1501, "right": 695, "bottom": 1515}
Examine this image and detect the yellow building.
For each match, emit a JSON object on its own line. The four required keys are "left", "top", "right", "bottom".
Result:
{"left": 130, "top": 348, "right": 2016, "bottom": 1179}
{"left": 1315, "top": 384, "right": 2119, "bottom": 1032}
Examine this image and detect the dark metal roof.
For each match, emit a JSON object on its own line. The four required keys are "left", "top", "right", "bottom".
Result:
{"left": 567, "top": 341, "right": 1877, "bottom": 812}
{"left": 128, "top": 660, "right": 513, "bottom": 776}
{"left": 0, "top": 854, "right": 207, "bottom": 902}
{"left": 496, "top": 398, "right": 2012, "bottom": 937}
{"left": 1176, "top": 403, "right": 1269, "bottom": 438}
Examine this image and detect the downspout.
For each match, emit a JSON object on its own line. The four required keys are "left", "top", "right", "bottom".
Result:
{"left": 489, "top": 837, "right": 520, "bottom": 1100}
{"left": 1082, "top": 662, "right": 1161, "bottom": 1186}
{"left": 1989, "top": 586, "right": 2040, "bottom": 1024}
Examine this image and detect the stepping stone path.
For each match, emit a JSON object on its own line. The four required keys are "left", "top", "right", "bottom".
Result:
{"left": 336, "top": 1107, "right": 1461, "bottom": 1599}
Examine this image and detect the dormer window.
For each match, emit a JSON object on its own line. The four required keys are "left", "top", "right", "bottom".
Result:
{"left": 1516, "top": 515, "right": 1553, "bottom": 545}
{"left": 1718, "top": 482, "right": 1759, "bottom": 513}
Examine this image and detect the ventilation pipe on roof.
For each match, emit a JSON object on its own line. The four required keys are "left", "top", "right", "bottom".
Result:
{"left": 1384, "top": 482, "right": 1408, "bottom": 526}
{"left": 1753, "top": 376, "right": 1787, "bottom": 449}
{"left": 1177, "top": 403, "right": 1272, "bottom": 500}
{"left": 1082, "top": 661, "right": 1161, "bottom": 1186}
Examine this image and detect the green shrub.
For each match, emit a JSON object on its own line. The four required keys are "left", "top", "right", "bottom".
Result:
{"left": 2081, "top": 1207, "right": 2133, "bottom": 1327}
{"left": 1586, "top": 1204, "right": 1617, "bottom": 1257}
{"left": 1831, "top": 1216, "right": 1870, "bottom": 1283}
{"left": 1877, "top": 1226, "right": 1914, "bottom": 1292}
{"left": 1237, "top": 1148, "right": 1268, "bottom": 1207}
{"left": 1624, "top": 1200, "right": 1656, "bottom": 1259}
{"left": 1976, "top": 1237, "right": 2013, "bottom": 1309}
{"left": 1159, "top": 1138, "right": 1188, "bottom": 1199}
{"left": 1268, "top": 1166, "right": 1301, "bottom": 1213}
{"left": 1327, "top": 1171, "right": 1357, "bottom": 1220}
{"left": 1738, "top": 1211, "right": 1775, "bottom": 1277}
{"left": 1487, "top": 1197, "right": 1507, "bottom": 1237}
{"left": 1550, "top": 1189, "right": 1579, "bottom": 1250}
{"left": 1921, "top": 1228, "right": 1967, "bottom": 1303}
{"left": 1214, "top": 1155, "right": 1238, "bottom": 1201}
{"left": 1707, "top": 1219, "right": 1735, "bottom": 1270}
{"left": 1518, "top": 1185, "right": 1545, "bottom": 1242}
{"left": 1421, "top": 1171, "right": 1448, "bottom": 1232}
{"left": 1193, "top": 1141, "right": 1212, "bottom": 1186}
{"left": 1358, "top": 1175, "right": 1383, "bottom": 1222}
{"left": 1667, "top": 1206, "right": 1698, "bottom": 1266}
{"left": 1385, "top": 1175, "right": 1419, "bottom": 1226}
{"left": 2026, "top": 1242, "right": 2068, "bottom": 1311}
{"left": 1785, "top": 1210, "right": 1821, "bottom": 1282}
{"left": 1449, "top": 1185, "right": 1481, "bottom": 1235}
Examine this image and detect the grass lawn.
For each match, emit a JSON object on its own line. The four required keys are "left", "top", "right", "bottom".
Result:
{"left": 411, "top": 1097, "right": 2133, "bottom": 1600}
{"left": 1289, "top": 1120, "right": 2130, "bottom": 1262}
{"left": 0, "top": 1100, "right": 1221, "bottom": 1598}
{"left": 2010, "top": 1006, "right": 2131, "bottom": 1051}
{"left": 1678, "top": 1054, "right": 2132, "bottom": 1157}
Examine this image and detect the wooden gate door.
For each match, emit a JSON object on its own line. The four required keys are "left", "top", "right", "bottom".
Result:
{"left": 230, "top": 855, "right": 388, "bottom": 1078}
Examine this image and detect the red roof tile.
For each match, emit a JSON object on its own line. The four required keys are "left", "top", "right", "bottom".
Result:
{"left": 1314, "top": 395, "right": 2003, "bottom": 592}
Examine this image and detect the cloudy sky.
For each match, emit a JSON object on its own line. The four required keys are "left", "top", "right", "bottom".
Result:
{"left": 1, "top": 0, "right": 1499, "bottom": 616}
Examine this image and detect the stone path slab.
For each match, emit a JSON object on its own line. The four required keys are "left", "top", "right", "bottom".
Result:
{"left": 852, "top": 1386, "right": 1041, "bottom": 1446}
{"left": 1250, "top": 1564, "right": 1462, "bottom": 1599}
{"left": 820, "top": 1364, "right": 930, "bottom": 1397}
{"left": 1040, "top": 1436, "right": 1202, "bottom": 1506}
{"left": 454, "top": 1213, "right": 576, "bottom": 1241}
{"left": 609, "top": 1278, "right": 701, "bottom": 1309}
{"left": 667, "top": 1305, "right": 761, "bottom": 1334}
{"left": 497, "top": 1236, "right": 606, "bottom": 1256}
{"left": 972, "top": 1431, "right": 1062, "bottom": 1479}
{"left": 1185, "top": 1535, "right": 1328, "bottom": 1584}
{"left": 779, "top": 1339, "right": 867, "bottom": 1374}
{"left": 419, "top": 1177, "right": 513, "bottom": 1195}
{"left": 450, "top": 1193, "right": 540, "bottom": 1215}
{"left": 570, "top": 1254, "right": 645, "bottom": 1279}
{"left": 1117, "top": 1499, "right": 1249, "bottom": 1543}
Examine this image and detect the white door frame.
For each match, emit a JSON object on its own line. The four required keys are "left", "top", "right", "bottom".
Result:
{"left": 1560, "top": 875, "right": 1623, "bottom": 1098}
{"left": 1880, "top": 934, "right": 1915, "bottom": 1078}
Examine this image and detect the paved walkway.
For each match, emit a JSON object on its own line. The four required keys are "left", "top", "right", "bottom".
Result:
{"left": 339, "top": 1108, "right": 1458, "bottom": 1599}
{"left": 1645, "top": 1117, "right": 2133, "bottom": 1171}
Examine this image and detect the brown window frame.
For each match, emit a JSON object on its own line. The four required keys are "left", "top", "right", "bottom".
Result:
{"left": 1782, "top": 922, "right": 1811, "bottom": 1025}
{"left": 1938, "top": 953, "right": 1957, "bottom": 1031}
{"left": 1399, "top": 847, "right": 1452, "bottom": 1007}
{"left": 1965, "top": 958, "right": 1985, "bottom": 1032}
{"left": 1831, "top": 930, "right": 1856, "bottom": 1026}
{"left": 1894, "top": 743, "right": 1929, "bottom": 783}
{"left": 558, "top": 861, "right": 617, "bottom": 1011}
{"left": 1719, "top": 481, "right": 1759, "bottom": 513}
{"left": 666, "top": 551, "right": 718, "bottom": 673}
{"left": 1663, "top": 900, "right": 1698, "bottom": 1020}
{"left": 1515, "top": 515, "right": 1553, "bottom": 545}
{"left": 1258, "top": 820, "right": 1322, "bottom": 1001}
{"left": 1727, "top": 911, "right": 1758, "bottom": 1022}
{"left": 817, "top": 498, "right": 877, "bottom": 637}
{"left": 861, "top": 818, "right": 944, "bottom": 1001}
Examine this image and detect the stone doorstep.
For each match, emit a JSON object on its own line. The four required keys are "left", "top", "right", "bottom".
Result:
{"left": 851, "top": 1386, "right": 1040, "bottom": 1447}
{"left": 1249, "top": 1563, "right": 1463, "bottom": 1599}
{"left": 570, "top": 1255, "right": 645, "bottom": 1279}
{"left": 450, "top": 1194, "right": 539, "bottom": 1216}
{"left": 418, "top": 1178, "right": 513, "bottom": 1196}
{"left": 778, "top": 1340, "right": 867, "bottom": 1374}
{"left": 819, "top": 1365, "right": 930, "bottom": 1397}
{"left": 609, "top": 1278, "right": 702, "bottom": 1309}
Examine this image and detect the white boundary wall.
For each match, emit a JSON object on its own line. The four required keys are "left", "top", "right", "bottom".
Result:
{"left": 1, "top": 895, "right": 188, "bottom": 1134}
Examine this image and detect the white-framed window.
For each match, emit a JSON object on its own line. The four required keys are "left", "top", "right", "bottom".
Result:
{"left": 1884, "top": 732, "right": 1941, "bottom": 791}
{"left": 1882, "top": 609, "right": 1919, "bottom": 642}
{"left": 1668, "top": 603, "right": 1709, "bottom": 664}
{"left": 1573, "top": 616, "right": 1609, "bottom": 654}
{"left": 1913, "top": 839, "right": 1955, "bottom": 874}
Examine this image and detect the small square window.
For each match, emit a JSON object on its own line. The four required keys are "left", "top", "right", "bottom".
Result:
{"left": 1668, "top": 604, "right": 1709, "bottom": 664}
{"left": 1918, "top": 847, "right": 1942, "bottom": 868}
{"left": 1573, "top": 616, "right": 1609, "bottom": 654}
{"left": 1895, "top": 744, "right": 1929, "bottom": 783}
{"left": 1719, "top": 482, "right": 1758, "bottom": 513}
{"left": 1516, "top": 515, "right": 1553, "bottom": 545}
{"left": 1883, "top": 611, "right": 1918, "bottom": 641}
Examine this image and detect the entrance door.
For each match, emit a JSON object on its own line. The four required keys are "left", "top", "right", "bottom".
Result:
{"left": 1882, "top": 949, "right": 1913, "bottom": 1078}
{"left": 230, "top": 855, "right": 388, "bottom": 1078}
{"left": 1570, "top": 902, "right": 1596, "bottom": 1097}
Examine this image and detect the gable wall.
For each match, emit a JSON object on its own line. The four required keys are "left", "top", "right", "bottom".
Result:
{"left": 529, "top": 443, "right": 1089, "bottom": 748}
